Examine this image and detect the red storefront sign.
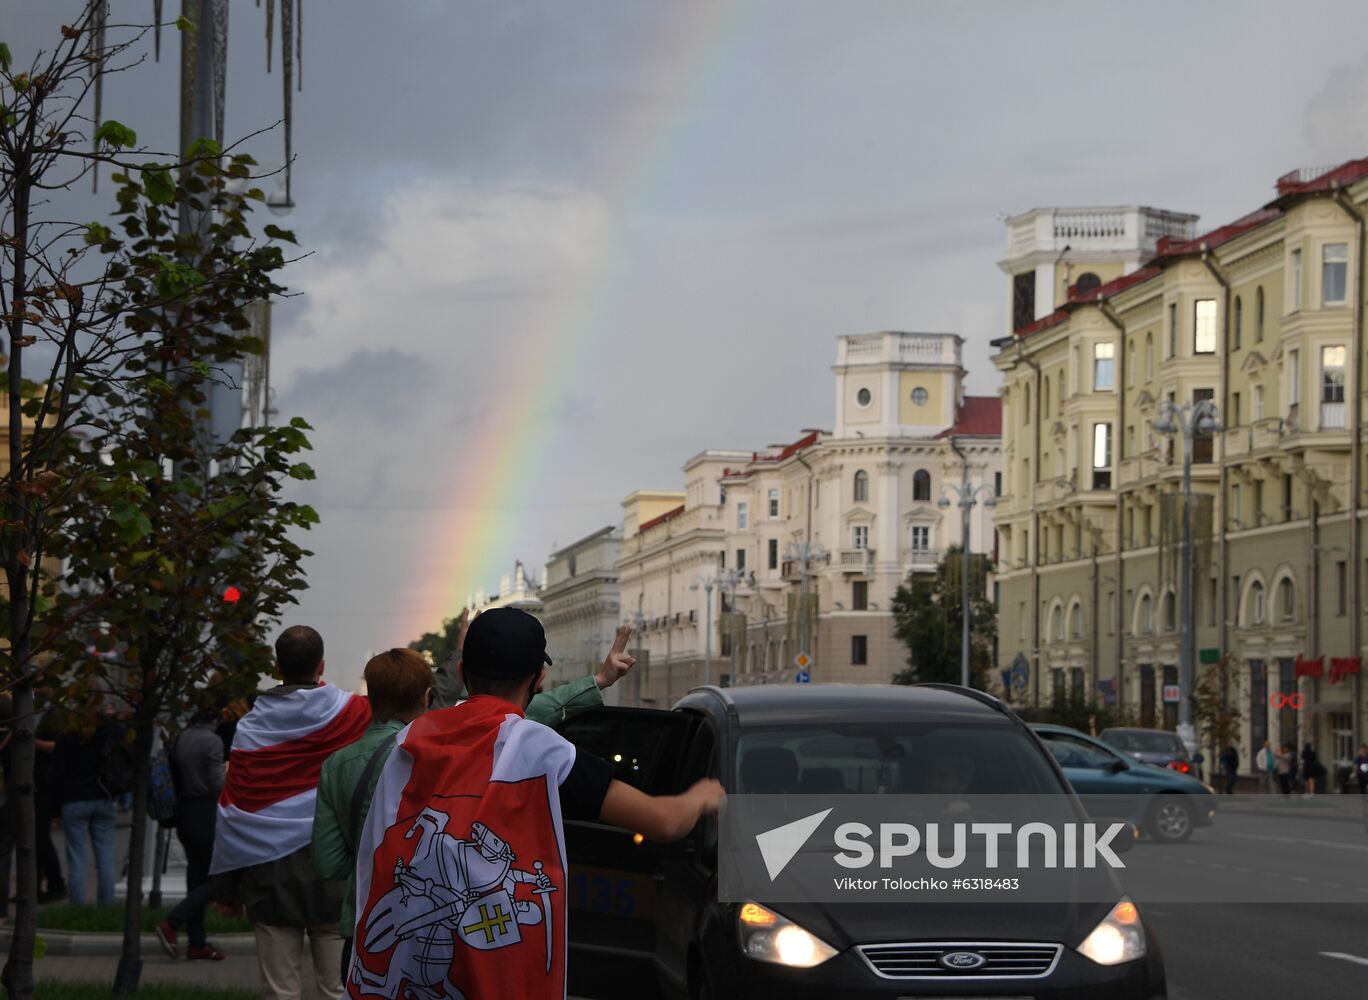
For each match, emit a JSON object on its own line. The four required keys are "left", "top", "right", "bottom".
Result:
{"left": 1329, "top": 657, "right": 1362, "bottom": 685}
{"left": 1294, "top": 655, "right": 1325, "bottom": 679}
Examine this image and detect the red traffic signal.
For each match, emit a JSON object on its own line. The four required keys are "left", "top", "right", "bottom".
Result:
{"left": 223, "top": 586, "right": 242, "bottom": 604}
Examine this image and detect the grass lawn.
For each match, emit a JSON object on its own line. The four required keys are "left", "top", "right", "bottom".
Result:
{"left": 32, "top": 904, "right": 251, "bottom": 935}
{"left": 4, "top": 988, "right": 256, "bottom": 1000}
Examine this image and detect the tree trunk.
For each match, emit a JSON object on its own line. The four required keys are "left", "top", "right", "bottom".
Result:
{"left": 111, "top": 723, "right": 154, "bottom": 999}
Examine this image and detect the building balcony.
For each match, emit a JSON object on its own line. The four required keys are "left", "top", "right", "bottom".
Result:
{"left": 1320, "top": 401, "right": 1346, "bottom": 430}
{"left": 838, "top": 548, "right": 875, "bottom": 574}
{"left": 907, "top": 548, "right": 940, "bottom": 572}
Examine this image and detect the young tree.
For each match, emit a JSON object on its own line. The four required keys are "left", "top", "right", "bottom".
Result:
{"left": 1, "top": 13, "right": 308, "bottom": 996}
{"left": 890, "top": 546, "right": 996, "bottom": 688}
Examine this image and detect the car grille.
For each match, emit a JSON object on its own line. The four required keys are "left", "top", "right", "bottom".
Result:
{"left": 858, "top": 941, "right": 1062, "bottom": 979}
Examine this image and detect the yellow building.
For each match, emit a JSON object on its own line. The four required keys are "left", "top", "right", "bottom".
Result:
{"left": 992, "top": 160, "right": 1368, "bottom": 781}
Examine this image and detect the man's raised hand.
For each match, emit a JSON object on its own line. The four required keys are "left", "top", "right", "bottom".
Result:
{"left": 596, "top": 624, "right": 637, "bottom": 689}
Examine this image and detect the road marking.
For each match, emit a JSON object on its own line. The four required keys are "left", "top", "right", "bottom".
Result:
{"left": 1289, "top": 876, "right": 1311, "bottom": 883}
{"left": 1321, "top": 952, "right": 1368, "bottom": 968}
{"left": 1233, "top": 866, "right": 1254, "bottom": 873}
{"left": 1207, "top": 863, "right": 1226, "bottom": 869}
{"left": 1230, "top": 832, "right": 1368, "bottom": 853}
{"left": 1323, "top": 883, "right": 1344, "bottom": 889}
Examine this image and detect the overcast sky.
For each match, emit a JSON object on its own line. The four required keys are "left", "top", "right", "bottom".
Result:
{"left": 10, "top": 1, "right": 1368, "bottom": 689}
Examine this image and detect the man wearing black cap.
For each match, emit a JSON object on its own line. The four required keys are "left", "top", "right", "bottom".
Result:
{"left": 348, "top": 608, "right": 723, "bottom": 1000}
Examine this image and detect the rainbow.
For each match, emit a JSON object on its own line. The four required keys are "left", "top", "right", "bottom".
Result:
{"left": 419, "top": 1, "right": 755, "bottom": 620}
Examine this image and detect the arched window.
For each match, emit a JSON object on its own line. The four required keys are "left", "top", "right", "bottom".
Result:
{"left": 1256, "top": 287, "right": 1265, "bottom": 342}
{"left": 1233, "top": 296, "right": 1243, "bottom": 349}
{"left": 853, "top": 469, "right": 869, "bottom": 503}
{"left": 913, "top": 469, "right": 931, "bottom": 503}
{"left": 1043, "top": 375, "right": 1051, "bottom": 417}
{"left": 1075, "top": 272, "right": 1102, "bottom": 296}
{"left": 1249, "top": 581, "right": 1266, "bottom": 625}
{"left": 1052, "top": 605, "right": 1064, "bottom": 642}
{"left": 1145, "top": 333, "right": 1154, "bottom": 381}
{"left": 1162, "top": 591, "right": 1176, "bottom": 632}
{"left": 1138, "top": 593, "right": 1154, "bottom": 635}
{"left": 1069, "top": 602, "right": 1082, "bottom": 639}
{"left": 1278, "top": 578, "right": 1296, "bottom": 621}
{"left": 1058, "top": 369, "right": 1066, "bottom": 411}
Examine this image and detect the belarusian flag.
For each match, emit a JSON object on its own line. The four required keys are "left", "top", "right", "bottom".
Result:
{"left": 211, "top": 683, "right": 372, "bottom": 874}
{"left": 349, "top": 696, "right": 574, "bottom": 1000}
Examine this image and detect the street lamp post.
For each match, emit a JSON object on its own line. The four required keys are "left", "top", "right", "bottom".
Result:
{"left": 939, "top": 472, "right": 998, "bottom": 689}
{"left": 631, "top": 603, "right": 647, "bottom": 707}
{"left": 716, "top": 567, "right": 747, "bottom": 683}
{"left": 691, "top": 575, "right": 716, "bottom": 687}
{"left": 1152, "top": 397, "right": 1223, "bottom": 756}
{"left": 784, "top": 541, "right": 828, "bottom": 678}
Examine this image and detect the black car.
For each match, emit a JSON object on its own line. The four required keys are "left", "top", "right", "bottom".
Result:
{"left": 555, "top": 684, "right": 1167, "bottom": 999}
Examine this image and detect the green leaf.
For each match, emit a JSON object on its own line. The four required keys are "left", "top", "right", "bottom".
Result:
{"left": 143, "top": 165, "right": 175, "bottom": 205}
{"left": 94, "top": 119, "right": 137, "bottom": 149}
{"left": 0, "top": 42, "right": 11, "bottom": 73}
{"left": 84, "top": 222, "right": 112, "bottom": 245}
{"left": 186, "top": 136, "right": 220, "bottom": 160}
{"left": 263, "top": 224, "right": 298, "bottom": 245}
{"left": 176, "top": 15, "right": 194, "bottom": 32}
{"left": 287, "top": 462, "right": 316, "bottom": 481}
{"left": 289, "top": 416, "right": 313, "bottom": 431}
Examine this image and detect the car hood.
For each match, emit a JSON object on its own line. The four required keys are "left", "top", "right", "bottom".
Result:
{"left": 759, "top": 896, "right": 1117, "bottom": 951}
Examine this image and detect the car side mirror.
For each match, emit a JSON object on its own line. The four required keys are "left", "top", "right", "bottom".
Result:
{"left": 1106, "top": 759, "right": 1128, "bottom": 774}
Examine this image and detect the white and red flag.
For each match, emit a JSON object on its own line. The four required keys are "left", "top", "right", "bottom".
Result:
{"left": 349, "top": 696, "right": 574, "bottom": 1000}
{"left": 210, "top": 682, "right": 372, "bottom": 874}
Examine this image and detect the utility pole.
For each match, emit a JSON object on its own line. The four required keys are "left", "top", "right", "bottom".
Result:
{"left": 631, "top": 599, "right": 646, "bottom": 707}
{"left": 1153, "top": 398, "right": 1223, "bottom": 755}
{"left": 939, "top": 440, "right": 997, "bottom": 688}
{"left": 716, "top": 566, "right": 746, "bottom": 683}
{"left": 784, "top": 540, "right": 827, "bottom": 678}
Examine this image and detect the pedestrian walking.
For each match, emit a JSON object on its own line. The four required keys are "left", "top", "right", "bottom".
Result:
{"left": 1301, "top": 742, "right": 1323, "bottom": 797}
{"left": 1219, "top": 745, "right": 1239, "bottom": 795}
{"left": 1275, "top": 744, "right": 1295, "bottom": 796}
{"left": 211, "top": 626, "right": 372, "bottom": 1000}
{"left": 313, "top": 635, "right": 635, "bottom": 980}
{"left": 1355, "top": 743, "right": 1368, "bottom": 795}
{"left": 1256, "top": 739, "right": 1276, "bottom": 795}
{"left": 349, "top": 609, "right": 723, "bottom": 1000}
{"left": 52, "top": 710, "right": 125, "bottom": 906}
{"left": 32, "top": 695, "right": 67, "bottom": 903}
{"left": 156, "top": 707, "right": 228, "bottom": 962}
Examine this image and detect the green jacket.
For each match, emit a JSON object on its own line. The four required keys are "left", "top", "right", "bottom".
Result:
{"left": 311, "top": 674, "right": 604, "bottom": 931}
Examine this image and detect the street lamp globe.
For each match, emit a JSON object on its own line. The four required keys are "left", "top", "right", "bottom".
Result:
{"left": 937, "top": 497, "right": 952, "bottom": 510}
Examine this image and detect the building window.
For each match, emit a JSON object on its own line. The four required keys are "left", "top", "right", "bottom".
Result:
{"left": 768, "top": 538, "right": 778, "bottom": 570}
{"left": 1092, "top": 423, "right": 1112, "bottom": 490}
{"left": 852, "top": 580, "right": 868, "bottom": 610}
{"left": 1322, "top": 344, "right": 1347, "bottom": 428}
{"left": 1013, "top": 270, "right": 1036, "bottom": 331}
{"left": 1282, "top": 473, "right": 1294, "bottom": 521}
{"left": 737, "top": 502, "right": 748, "bottom": 531}
{"left": 1071, "top": 347, "right": 1081, "bottom": 395}
{"left": 851, "top": 635, "right": 868, "bottom": 666}
{"left": 856, "top": 387, "right": 872, "bottom": 408}
{"left": 1231, "top": 392, "right": 1241, "bottom": 427}
{"left": 1323, "top": 243, "right": 1348, "bottom": 306}
{"left": 1233, "top": 296, "right": 1243, "bottom": 349}
{"left": 911, "top": 387, "right": 928, "bottom": 406}
{"left": 1126, "top": 424, "right": 1135, "bottom": 458}
{"left": 1192, "top": 388, "right": 1215, "bottom": 463}
{"left": 1043, "top": 376, "right": 1051, "bottom": 416}
{"left": 1278, "top": 578, "right": 1296, "bottom": 622}
{"left": 853, "top": 470, "right": 869, "bottom": 503}
{"left": 1253, "top": 384, "right": 1264, "bottom": 421}
{"left": 1057, "top": 369, "right": 1065, "bottom": 412}
{"left": 1018, "top": 602, "right": 1027, "bottom": 641}
{"left": 1253, "top": 480, "right": 1264, "bottom": 524}
{"left": 1230, "top": 483, "right": 1242, "bottom": 526}
{"left": 768, "top": 489, "right": 780, "bottom": 518}
{"left": 852, "top": 525, "right": 869, "bottom": 550}
{"left": 1145, "top": 332, "right": 1154, "bottom": 381}
{"left": 913, "top": 469, "right": 931, "bottom": 502}
{"left": 1250, "top": 581, "right": 1266, "bottom": 625}
{"left": 1289, "top": 349, "right": 1301, "bottom": 406}
{"left": 911, "top": 525, "right": 931, "bottom": 552}
{"left": 1162, "top": 591, "right": 1176, "bottom": 632}
{"left": 1256, "top": 286, "right": 1265, "bottom": 341}
{"left": 1291, "top": 248, "right": 1302, "bottom": 312}
{"left": 1094, "top": 342, "right": 1115, "bottom": 391}
{"left": 1106, "top": 591, "right": 1115, "bottom": 634}
{"left": 1168, "top": 302, "right": 1178, "bottom": 358}
{"left": 1075, "top": 272, "right": 1102, "bottom": 296}
{"left": 1052, "top": 605, "right": 1064, "bottom": 642}
{"left": 1138, "top": 593, "right": 1154, "bottom": 635}
{"left": 1023, "top": 384, "right": 1031, "bottom": 424}
{"left": 1069, "top": 603, "right": 1082, "bottom": 639}
{"left": 1337, "top": 561, "right": 1348, "bottom": 616}
{"left": 1194, "top": 299, "right": 1217, "bottom": 354}
{"left": 1127, "top": 340, "right": 1135, "bottom": 387}
{"left": 736, "top": 548, "right": 746, "bottom": 572}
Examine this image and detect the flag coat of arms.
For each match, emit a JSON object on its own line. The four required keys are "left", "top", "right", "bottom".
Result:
{"left": 349, "top": 696, "right": 576, "bottom": 1000}
{"left": 211, "top": 682, "right": 372, "bottom": 874}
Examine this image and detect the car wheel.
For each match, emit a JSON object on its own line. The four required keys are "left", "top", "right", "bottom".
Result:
{"left": 1147, "top": 795, "right": 1194, "bottom": 843}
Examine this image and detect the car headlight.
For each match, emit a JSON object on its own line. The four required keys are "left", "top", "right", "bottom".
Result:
{"left": 1077, "top": 898, "right": 1146, "bottom": 966}
{"left": 738, "top": 901, "right": 838, "bottom": 968}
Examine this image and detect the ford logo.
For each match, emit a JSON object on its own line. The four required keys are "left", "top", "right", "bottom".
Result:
{"left": 940, "top": 951, "right": 987, "bottom": 971}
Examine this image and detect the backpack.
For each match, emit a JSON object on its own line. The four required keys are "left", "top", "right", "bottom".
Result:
{"left": 147, "top": 748, "right": 179, "bottom": 826}
{"left": 99, "top": 730, "right": 137, "bottom": 797}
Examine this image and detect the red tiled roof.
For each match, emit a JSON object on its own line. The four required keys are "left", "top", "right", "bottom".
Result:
{"left": 1066, "top": 265, "right": 1162, "bottom": 304}
{"left": 638, "top": 504, "right": 684, "bottom": 533}
{"left": 1014, "top": 309, "right": 1068, "bottom": 339}
{"left": 1274, "top": 158, "right": 1368, "bottom": 197}
{"left": 1153, "top": 208, "right": 1282, "bottom": 259}
{"left": 939, "top": 396, "right": 1001, "bottom": 438}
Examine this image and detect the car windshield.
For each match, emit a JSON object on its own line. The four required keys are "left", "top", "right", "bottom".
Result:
{"left": 735, "top": 721, "right": 1064, "bottom": 795}
{"left": 1102, "top": 731, "right": 1184, "bottom": 754}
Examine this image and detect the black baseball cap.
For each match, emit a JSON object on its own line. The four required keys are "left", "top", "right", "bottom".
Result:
{"left": 461, "top": 607, "right": 553, "bottom": 680}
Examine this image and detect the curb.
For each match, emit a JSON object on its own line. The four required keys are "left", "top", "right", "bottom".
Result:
{"left": 0, "top": 929, "right": 256, "bottom": 958}
{"left": 1216, "top": 801, "right": 1365, "bottom": 825}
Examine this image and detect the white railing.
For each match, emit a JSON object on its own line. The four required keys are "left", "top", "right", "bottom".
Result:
{"left": 907, "top": 548, "right": 940, "bottom": 571}
{"left": 897, "top": 334, "right": 947, "bottom": 361}
{"left": 839, "top": 548, "right": 875, "bottom": 573}
{"left": 1053, "top": 210, "right": 1127, "bottom": 241}
{"left": 846, "top": 333, "right": 883, "bottom": 357}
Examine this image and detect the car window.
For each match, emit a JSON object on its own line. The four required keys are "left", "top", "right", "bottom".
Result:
{"left": 1040, "top": 732, "right": 1122, "bottom": 770}
{"left": 557, "top": 709, "right": 694, "bottom": 794}
{"left": 1101, "top": 730, "right": 1184, "bottom": 755}
{"left": 735, "top": 722, "right": 1063, "bottom": 795}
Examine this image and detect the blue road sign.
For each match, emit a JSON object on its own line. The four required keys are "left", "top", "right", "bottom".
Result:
{"left": 795, "top": 670, "right": 811, "bottom": 684}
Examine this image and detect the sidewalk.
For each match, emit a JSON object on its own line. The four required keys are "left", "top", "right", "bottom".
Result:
{"left": 1215, "top": 792, "right": 1366, "bottom": 823}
